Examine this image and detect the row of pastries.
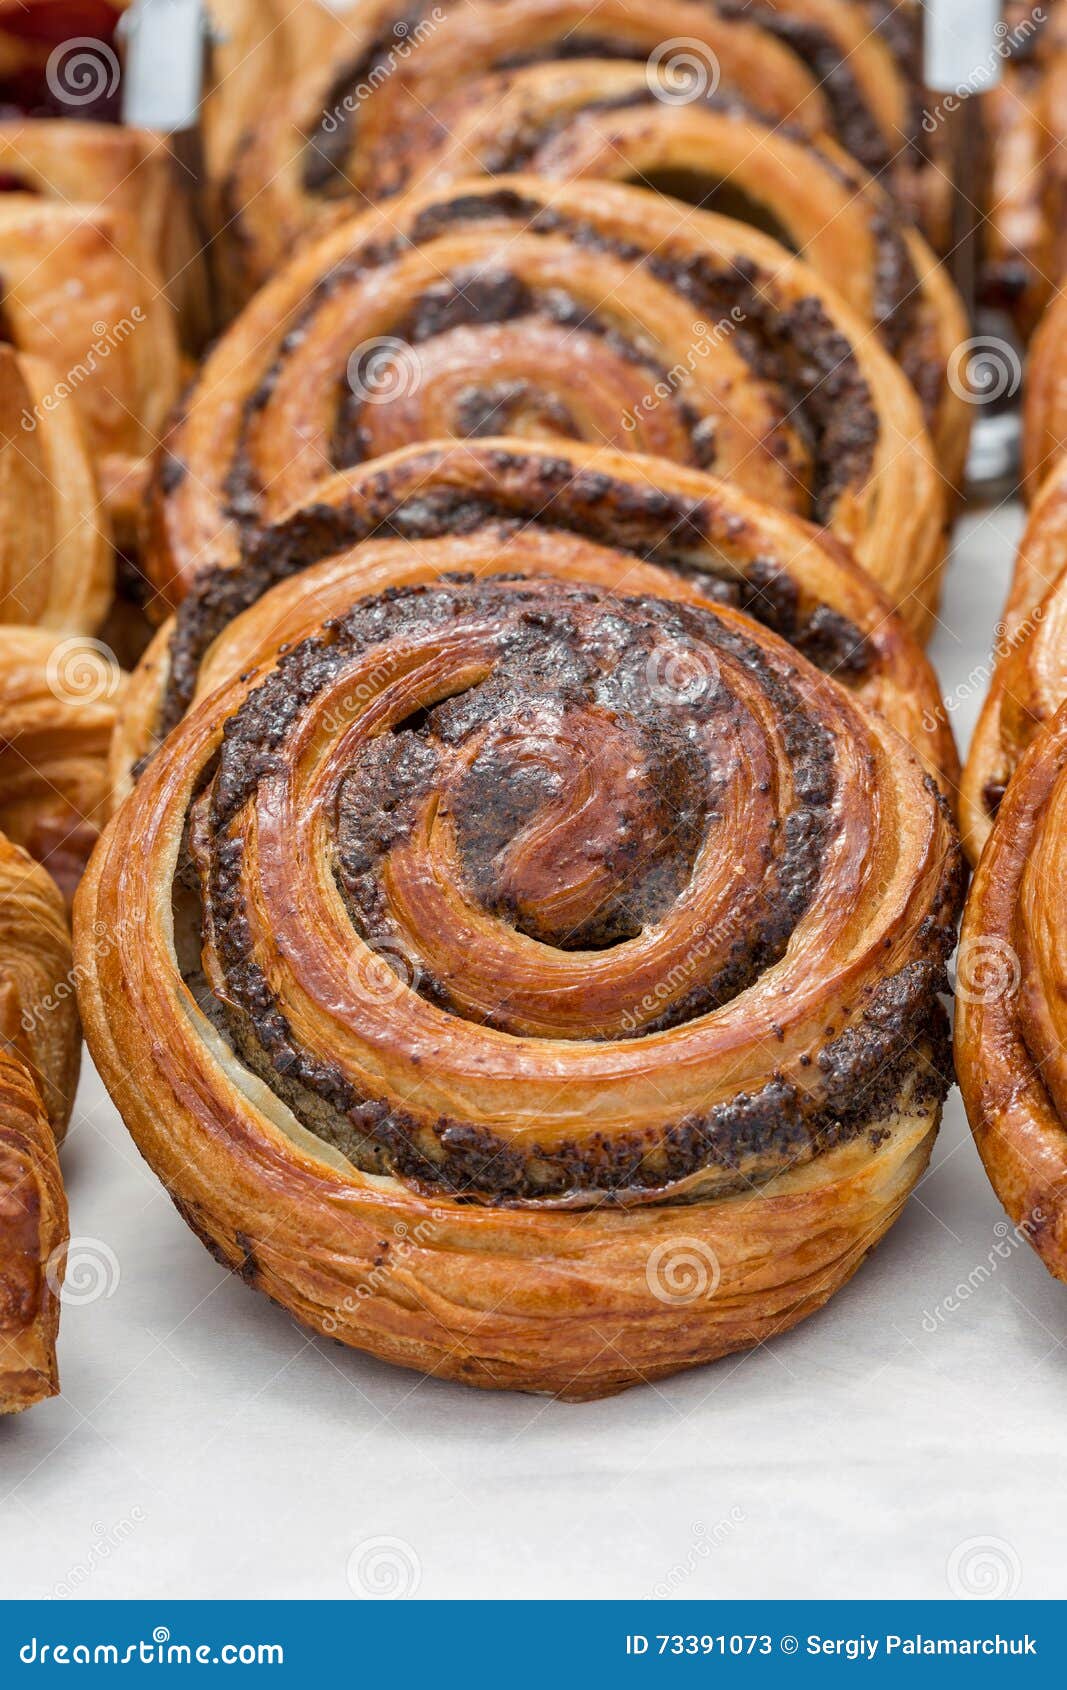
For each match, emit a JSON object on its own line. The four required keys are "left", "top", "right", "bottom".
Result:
{"left": 2, "top": 0, "right": 1067, "bottom": 1406}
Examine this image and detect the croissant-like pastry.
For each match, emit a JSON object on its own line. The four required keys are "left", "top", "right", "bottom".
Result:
{"left": 0, "top": 196, "right": 181, "bottom": 541}
{"left": 383, "top": 61, "right": 969, "bottom": 485}
{"left": 0, "top": 835, "right": 75, "bottom": 1413}
{"left": 79, "top": 557, "right": 963, "bottom": 1399}
{"left": 0, "top": 120, "right": 210, "bottom": 350}
{"left": 121, "top": 440, "right": 958, "bottom": 810}
{"left": 956, "top": 698, "right": 1067, "bottom": 1282}
{"left": 1022, "top": 286, "right": 1067, "bottom": 498}
{"left": 0, "top": 626, "right": 123, "bottom": 902}
{"left": 959, "top": 452, "right": 1067, "bottom": 860}
{"left": 215, "top": 0, "right": 925, "bottom": 303}
{"left": 1, "top": 346, "right": 112, "bottom": 635}
{"left": 148, "top": 176, "right": 946, "bottom": 637}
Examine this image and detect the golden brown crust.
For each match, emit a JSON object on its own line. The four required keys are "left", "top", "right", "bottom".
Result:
{"left": 0, "top": 835, "right": 76, "bottom": 1414}
{"left": 0, "top": 626, "right": 124, "bottom": 904}
{"left": 979, "top": 4, "right": 1067, "bottom": 345}
{"left": 80, "top": 512, "right": 963, "bottom": 1397}
{"left": 0, "top": 196, "right": 181, "bottom": 513}
{"left": 0, "top": 120, "right": 209, "bottom": 349}
{"left": 0, "top": 1048, "right": 67, "bottom": 1413}
{"left": 146, "top": 175, "right": 946, "bottom": 638}
{"left": 118, "top": 438, "right": 959, "bottom": 806}
{"left": 956, "top": 700, "right": 1067, "bottom": 1284}
{"left": 1022, "top": 285, "right": 1067, "bottom": 498}
{"left": 959, "top": 455, "right": 1067, "bottom": 863}
{"left": 0, "top": 346, "right": 112, "bottom": 636}
{"left": 214, "top": 0, "right": 938, "bottom": 305}
{"left": 366, "top": 61, "right": 969, "bottom": 487}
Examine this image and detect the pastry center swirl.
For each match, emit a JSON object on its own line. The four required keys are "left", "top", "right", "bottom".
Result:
{"left": 177, "top": 576, "right": 960, "bottom": 1207}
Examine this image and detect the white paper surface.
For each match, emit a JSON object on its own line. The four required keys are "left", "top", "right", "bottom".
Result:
{"left": 3, "top": 499, "right": 1062, "bottom": 1603}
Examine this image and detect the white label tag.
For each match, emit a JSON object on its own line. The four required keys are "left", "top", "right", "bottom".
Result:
{"left": 923, "top": 0, "right": 1003, "bottom": 94}
{"left": 121, "top": 0, "right": 205, "bottom": 132}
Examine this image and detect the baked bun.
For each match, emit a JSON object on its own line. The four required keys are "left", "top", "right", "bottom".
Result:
{"left": 147, "top": 177, "right": 946, "bottom": 636}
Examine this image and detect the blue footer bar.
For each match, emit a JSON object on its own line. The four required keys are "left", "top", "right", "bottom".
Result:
{"left": 2, "top": 1602, "right": 1063, "bottom": 1683}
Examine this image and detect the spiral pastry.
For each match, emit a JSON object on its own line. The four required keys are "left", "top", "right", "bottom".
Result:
{"left": 80, "top": 552, "right": 963, "bottom": 1397}
{"left": 216, "top": 0, "right": 925, "bottom": 303}
{"left": 380, "top": 61, "right": 969, "bottom": 484}
{"left": 956, "top": 698, "right": 1067, "bottom": 1284}
{"left": 1, "top": 346, "right": 111, "bottom": 636}
{"left": 0, "top": 835, "right": 75, "bottom": 1413}
{"left": 148, "top": 177, "right": 946, "bottom": 635}
{"left": 0, "top": 196, "right": 181, "bottom": 539}
{"left": 0, "top": 626, "right": 124, "bottom": 903}
{"left": 121, "top": 441, "right": 957, "bottom": 815}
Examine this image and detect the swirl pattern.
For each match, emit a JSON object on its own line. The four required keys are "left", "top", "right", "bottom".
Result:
{"left": 147, "top": 176, "right": 946, "bottom": 635}
{"left": 121, "top": 441, "right": 957, "bottom": 802}
{"left": 215, "top": 0, "right": 934, "bottom": 303}
{"left": 80, "top": 535, "right": 963, "bottom": 1396}
{"left": 957, "top": 698, "right": 1067, "bottom": 1284}
{"left": 359, "top": 61, "right": 969, "bottom": 485}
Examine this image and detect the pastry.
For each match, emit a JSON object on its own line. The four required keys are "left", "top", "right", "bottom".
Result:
{"left": 0, "top": 197, "right": 181, "bottom": 551}
{"left": 119, "top": 439, "right": 958, "bottom": 805}
{"left": 0, "top": 119, "right": 210, "bottom": 349}
{"left": 0, "top": 625, "right": 123, "bottom": 902}
{"left": 978, "top": 2, "right": 1067, "bottom": 345}
{"left": 78, "top": 557, "right": 964, "bottom": 1399}
{"left": 0, "top": 345, "right": 112, "bottom": 635}
{"left": 959, "top": 452, "right": 1067, "bottom": 860}
{"left": 146, "top": 176, "right": 947, "bottom": 636}
{"left": 214, "top": 0, "right": 927, "bottom": 303}
{"left": 0, "top": 835, "right": 75, "bottom": 1413}
{"left": 379, "top": 60, "right": 969, "bottom": 484}
{"left": 956, "top": 697, "right": 1067, "bottom": 1282}
{"left": 1023, "top": 285, "right": 1067, "bottom": 498}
